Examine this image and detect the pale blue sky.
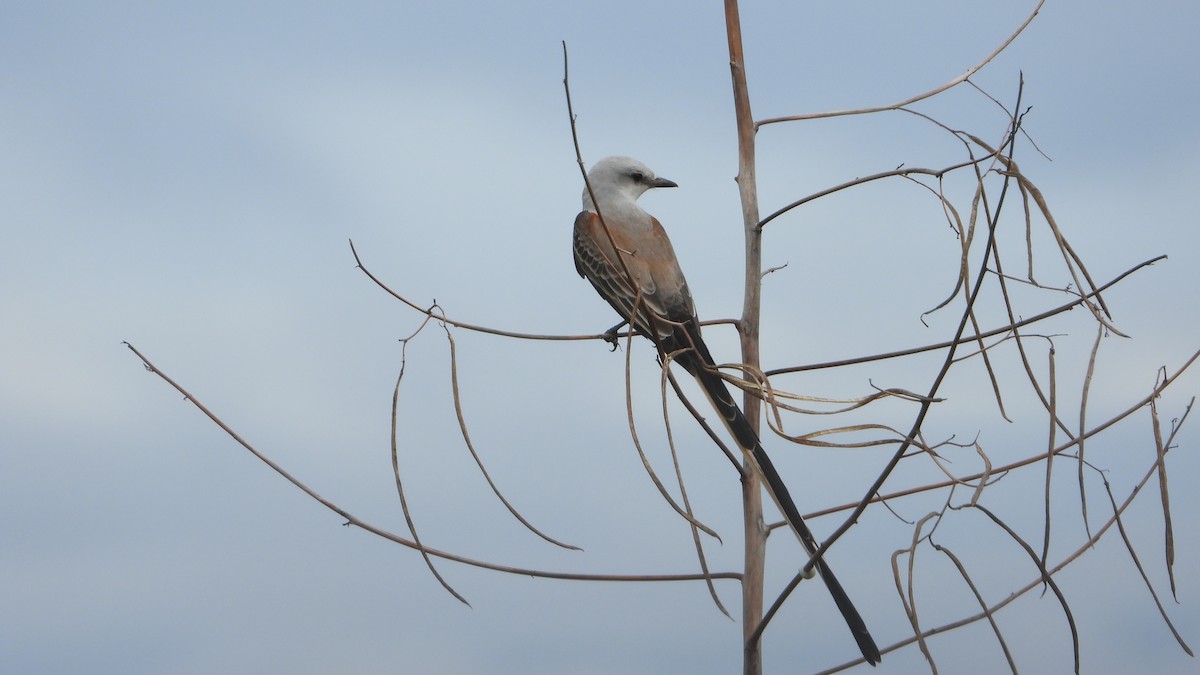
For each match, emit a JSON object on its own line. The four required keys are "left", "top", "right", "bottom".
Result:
{"left": 3, "top": 2, "right": 1198, "bottom": 673}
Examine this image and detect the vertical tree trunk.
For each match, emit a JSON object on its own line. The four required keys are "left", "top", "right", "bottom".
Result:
{"left": 722, "top": 2, "right": 765, "bottom": 674}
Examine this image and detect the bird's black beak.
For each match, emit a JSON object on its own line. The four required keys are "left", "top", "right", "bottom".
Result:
{"left": 650, "top": 176, "right": 678, "bottom": 189}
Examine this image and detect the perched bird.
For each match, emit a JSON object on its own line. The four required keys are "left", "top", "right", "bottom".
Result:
{"left": 572, "top": 155, "right": 880, "bottom": 665}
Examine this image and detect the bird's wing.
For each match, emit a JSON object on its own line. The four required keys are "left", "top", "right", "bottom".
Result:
{"left": 573, "top": 211, "right": 697, "bottom": 335}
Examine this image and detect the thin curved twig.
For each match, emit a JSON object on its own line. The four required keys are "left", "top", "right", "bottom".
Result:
{"left": 619, "top": 297, "right": 723, "bottom": 541}
{"left": 1149, "top": 382, "right": 1178, "bottom": 598}
{"left": 755, "top": 0, "right": 1046, "bottom": 127}
{"left": 437, "top": 318, "right": 582, "bottom": 550}
{"left": 389, "top": 313, "right": 469, "bottom": 604}
{"left": 932, "top": 543, "right": 1019, "bottom": 673}
{"left": 350, "top": 239, "right": 606, "bottom": 342}
{"left": 972, "top": 503, "right": 1080, "bottom": 674}
{"left": 892, "top": 513, "right": 941, "bottom": 671}
{"left": 1101, "top": 475, "right": 1193, "bottom": 656}
{"left": 659, "top": 351, "right": 732, "bottom": 618}
{"left": 758, "top": 155, "right": 993, "bottom": 231}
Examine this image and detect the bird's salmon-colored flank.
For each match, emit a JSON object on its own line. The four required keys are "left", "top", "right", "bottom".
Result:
{"left": 573, "top": 155, "right": 881, "bottom": 665}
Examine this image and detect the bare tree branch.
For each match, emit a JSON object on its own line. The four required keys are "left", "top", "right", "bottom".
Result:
{"left": 756, "top": 0, "right": 1046, "bottom": 127}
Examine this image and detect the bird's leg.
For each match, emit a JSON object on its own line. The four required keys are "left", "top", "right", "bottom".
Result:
{"left": 603, "top": 319, "right": 628, "bottom": 351}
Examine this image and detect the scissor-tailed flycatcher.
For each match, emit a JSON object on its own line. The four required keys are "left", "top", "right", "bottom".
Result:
{"left": 573, "top": 155, "right": 880, "bottom": 665}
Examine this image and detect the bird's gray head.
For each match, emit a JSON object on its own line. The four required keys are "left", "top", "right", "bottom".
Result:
{"left": 582, "top": 155, "right": 677, "bottom": 212}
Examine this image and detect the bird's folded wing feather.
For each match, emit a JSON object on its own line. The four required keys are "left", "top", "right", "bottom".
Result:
{"left": 573, "top": 211, "right": 697, "bottom": 334}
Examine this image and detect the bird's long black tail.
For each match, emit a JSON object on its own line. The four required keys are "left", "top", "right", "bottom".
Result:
{"left": 665, "top": 322, "right": 881, "bottom": 666}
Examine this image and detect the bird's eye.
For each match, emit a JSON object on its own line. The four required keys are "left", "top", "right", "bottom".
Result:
{"left": 630, "top": 171, "right": 645, "bottom": 182}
